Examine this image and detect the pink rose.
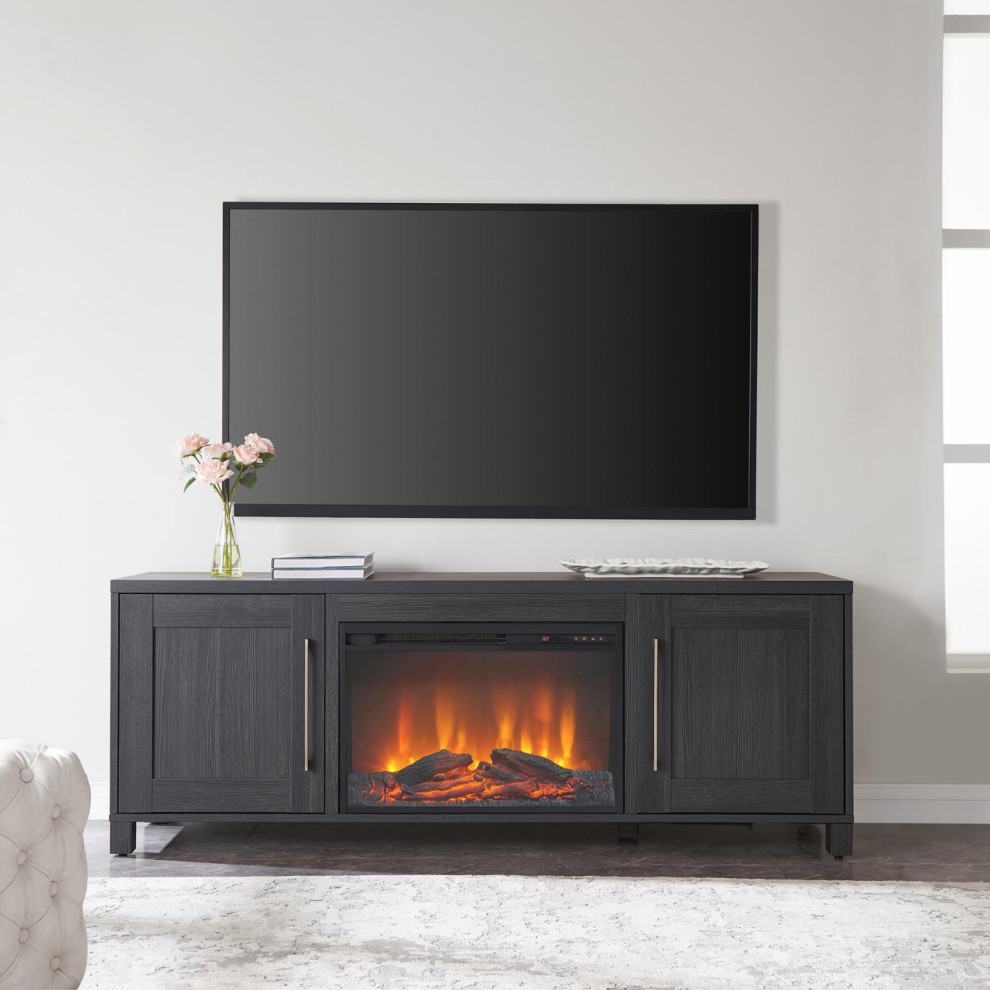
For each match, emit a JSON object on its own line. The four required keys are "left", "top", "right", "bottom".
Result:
{"left": 244, "top": 433, "right": 275, "bottom": 455}
{"left": 195, "top": 459, "right": 234, "bottom": 485}
{"left": 202, "top": 442, "right": 233, "bottom": 459}
{"left": 172, "top": 433, "right": 210, "bottom": 457}
{"left": 232, "top": 444, "right": 260, "bottom": 465}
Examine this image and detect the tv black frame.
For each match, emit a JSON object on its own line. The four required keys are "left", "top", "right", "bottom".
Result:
{"left": 223, "top": 201, "right": 758, "bottom": 520}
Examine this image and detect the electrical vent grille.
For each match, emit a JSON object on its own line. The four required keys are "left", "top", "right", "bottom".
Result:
{"left": 373, "top": 632, "right": 507, "bottom": 645}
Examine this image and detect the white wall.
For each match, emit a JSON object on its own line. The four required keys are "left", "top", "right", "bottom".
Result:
{"left": 4, "top": 1, "right": 981, "bottom": 814}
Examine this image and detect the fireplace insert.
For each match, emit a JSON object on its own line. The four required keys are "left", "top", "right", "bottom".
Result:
{"left": 342, "top": 623, "right": 623, "bottom": 813}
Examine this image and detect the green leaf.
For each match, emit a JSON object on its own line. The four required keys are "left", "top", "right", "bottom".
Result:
{"left": 182, "top": 477, "right": 196, "bottom": 493}
{"left": 180, "top": 461, "right": 198, "bottom": 478}
{"left": 239, "top": 471, "right": 258, "bottom": 489}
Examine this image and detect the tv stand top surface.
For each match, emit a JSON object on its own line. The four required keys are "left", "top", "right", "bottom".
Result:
{"left": 111, "top": 571, "right": 852, "bottom": 595}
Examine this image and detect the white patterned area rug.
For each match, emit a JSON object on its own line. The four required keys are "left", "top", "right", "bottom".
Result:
{"left": 84, "top": 875, "right": 990, "bottom": 989}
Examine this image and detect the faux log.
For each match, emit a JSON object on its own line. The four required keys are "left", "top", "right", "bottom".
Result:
{"left": 401, "top": 778, "right": 485, "bottom": 801}
{"left": 394, "top": 750, "right": 472, "bottom": 786}
{"left": 406, "top": 768, "right": 477, "bottom": 793}
{"left": 490, "top": 748, "right": 574, "bottom": 785}
{"left": 362, "top": 777, "right": 387, "bottom": 803}
{"left": 474, "top": 761, "right": 527, "bottom": 783}
{"left": 432, "top": 768, "right": 470, "bottom": 783}
{"left": 348, "top": 766, "right": 616, "bottom": 808}
{"left": 483, "top": 779, "right": 539, "bottom": 800}
{"left": 347, "top": 748, "right": 616, "bottom": 809}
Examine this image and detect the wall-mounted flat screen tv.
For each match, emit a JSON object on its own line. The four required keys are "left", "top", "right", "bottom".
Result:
{"left": 224, "top": 203, "right": 757, "bottom": 519}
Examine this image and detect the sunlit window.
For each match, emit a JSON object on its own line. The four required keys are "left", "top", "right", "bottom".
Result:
{"left": 943, "top": 11, "right": 990, "bottom": 671}
{"left": 943, "top": 250, "right": 990, "bottom": 444}
{"left": 944, "top": 37, "right": 990, "bottom": 228}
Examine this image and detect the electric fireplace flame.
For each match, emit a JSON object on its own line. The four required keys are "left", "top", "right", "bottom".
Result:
{"left": 380, "top": 678, "right": 586, "bottom": 773}
{"left": 347, "top": 650, "right": 616, "bottom": 809}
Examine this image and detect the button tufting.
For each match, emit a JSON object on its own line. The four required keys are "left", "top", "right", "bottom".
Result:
{"left": 1, "top": 739, "right": 89, "bottom": 987}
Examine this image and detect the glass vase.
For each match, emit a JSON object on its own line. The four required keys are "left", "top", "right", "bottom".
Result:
{"left": 211, "top": 500, "right": 242, "bottom": 578}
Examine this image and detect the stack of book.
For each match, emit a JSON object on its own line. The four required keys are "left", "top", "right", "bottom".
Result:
{"left": 271, "top": 552, "right": 374, "bottom": 580}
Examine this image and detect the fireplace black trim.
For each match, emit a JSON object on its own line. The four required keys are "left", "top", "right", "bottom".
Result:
{"left": 339, "top": 621, "right": 624, "bottom": 815}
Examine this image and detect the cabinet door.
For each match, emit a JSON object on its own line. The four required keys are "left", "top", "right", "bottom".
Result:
{"left": 117, "top": 594, "right": 325, "bottom": 815}
{"left": 628, "top": 594, "right": 844, "bottom": 815}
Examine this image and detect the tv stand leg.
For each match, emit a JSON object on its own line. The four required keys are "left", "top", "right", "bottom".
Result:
{"left": 617, "top": 823, "right": 639, "bottom": 844}
{"left": 111, "top": 821, "right": 136, "bottom": 856}
{"left": 825, "top": 823, "right": 852, "bottom": 859}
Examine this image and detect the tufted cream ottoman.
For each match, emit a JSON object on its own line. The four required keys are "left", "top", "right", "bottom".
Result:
{"left": 0, "top": 740, "right": 89, "bottom": 989}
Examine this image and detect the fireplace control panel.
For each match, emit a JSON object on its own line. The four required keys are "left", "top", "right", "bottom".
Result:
{"left": 507, "top": 633, "right": 614, "bottom": 646}
{"left": 345, "top": 628, "right": 617, "bottom": 648}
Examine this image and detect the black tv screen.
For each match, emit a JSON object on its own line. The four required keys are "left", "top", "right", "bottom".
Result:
{"left": 224, "top": 203, "right": 757, "bottom": 519}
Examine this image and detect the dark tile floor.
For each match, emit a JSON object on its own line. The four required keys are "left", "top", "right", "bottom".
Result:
{"left": 85, "top": 821, "right": 990, "bottom": 881}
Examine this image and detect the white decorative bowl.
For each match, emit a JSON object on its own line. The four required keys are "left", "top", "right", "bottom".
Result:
{"left": 560, "top": 557, "right": 770, "bottom": 578}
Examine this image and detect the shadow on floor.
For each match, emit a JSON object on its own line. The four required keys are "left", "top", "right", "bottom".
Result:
{"left": 86, "top": 821, "right": 990, "bottom": 881}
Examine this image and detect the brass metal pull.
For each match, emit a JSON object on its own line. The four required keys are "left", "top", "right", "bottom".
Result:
{"left": 652, "top": 637, "right": 659, "bottom": 772}
{"left": 303, "top": 638, "right": 311, "bottom": 773}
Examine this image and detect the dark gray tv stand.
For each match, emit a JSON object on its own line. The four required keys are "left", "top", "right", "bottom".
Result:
{"left": 109, "top": 571, "right": 853, "bottom": 857}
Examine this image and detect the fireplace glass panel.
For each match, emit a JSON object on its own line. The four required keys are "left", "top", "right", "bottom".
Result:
{"left": 345, "top": 632, "right": 620, "bottom": 812}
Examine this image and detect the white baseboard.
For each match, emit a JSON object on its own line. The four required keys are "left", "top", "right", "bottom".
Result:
{"left": 854, "top": 784, "right": 990, "bottom": 823}
{"left": 86, "top": 781, "right": 990, "bottom": 824}
{"left": 89, "top": 781, "right": 110, "bottom": 821}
